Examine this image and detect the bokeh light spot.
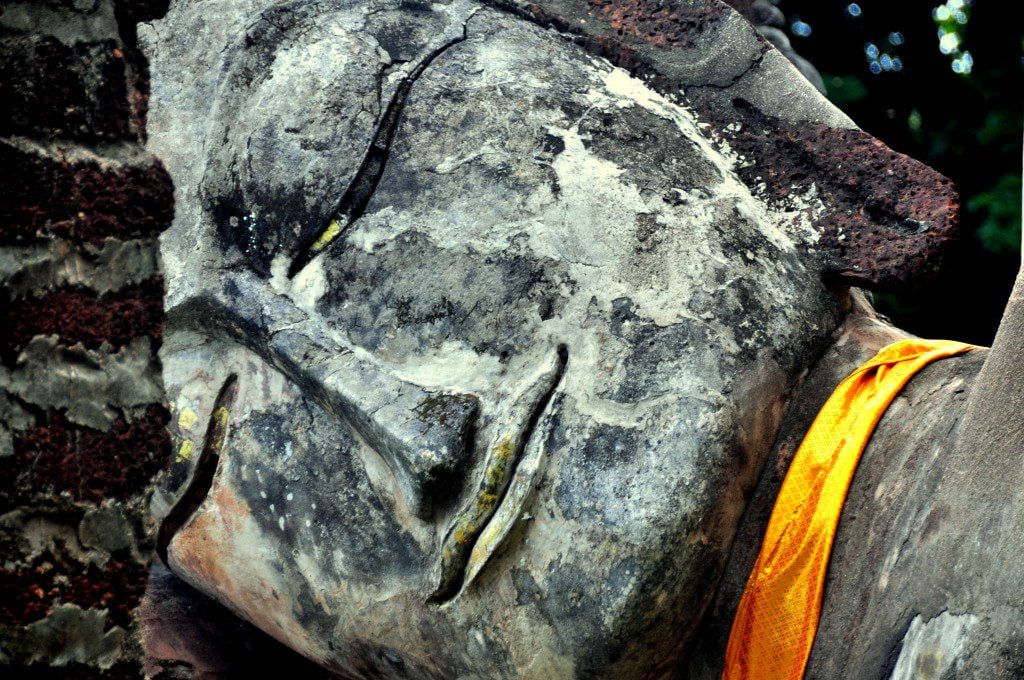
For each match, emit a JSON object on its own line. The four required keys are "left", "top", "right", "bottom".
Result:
{"left": 939, "top": 32, "right": 960, "bottom": 54}
{"left": 792, "top": 20, "right": 812, "bottom": 37}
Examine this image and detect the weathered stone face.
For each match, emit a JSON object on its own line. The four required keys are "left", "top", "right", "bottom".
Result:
{"left": 142, "top": 0, "right": 858, "bottom": 676}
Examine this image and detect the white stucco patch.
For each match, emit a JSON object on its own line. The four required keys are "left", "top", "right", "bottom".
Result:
{"left": 891, "top": 610, "right": 979, "bottom": 680}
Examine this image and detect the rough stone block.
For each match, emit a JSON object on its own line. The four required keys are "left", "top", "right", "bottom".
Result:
{"left": 0, "top": 35, "right": 133, "bottom": 141}
{"left": 0, "top": 405, "right": 169, "bottom": 507}
{"left": 1, "top": 280, "right": 164, "bottom": 360}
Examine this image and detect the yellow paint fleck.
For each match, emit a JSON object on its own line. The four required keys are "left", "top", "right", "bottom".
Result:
{"left": 311, "top": 219, "right": 342, "bottom": 253}
{"left": 213, "top": 406, "right": 230, "bottom": 426}
{"left": 177, "top": 407, "right": 198, "bottom": 431}
{"left": 176, "top": 439, "right": 195, "bottom": 463}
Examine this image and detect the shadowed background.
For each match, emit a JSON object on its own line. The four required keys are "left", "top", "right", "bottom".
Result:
{"left": 774, "top": 0, "right": 1022, "bottom": 345}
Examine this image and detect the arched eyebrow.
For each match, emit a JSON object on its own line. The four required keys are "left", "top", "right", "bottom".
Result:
{"left": 287, "top": 12, "right": 478, "bottom": 279}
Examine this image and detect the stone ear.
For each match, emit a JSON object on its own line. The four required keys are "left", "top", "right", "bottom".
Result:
{"left": 724, "top": 98, "right": 959, "bottom": 291}
{"left": 495, "top": 0, "right": 959, "bottom": 290}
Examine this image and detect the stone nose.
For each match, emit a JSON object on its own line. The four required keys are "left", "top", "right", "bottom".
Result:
{"left": 281, "top": 344, "right": 482, "bottom": 521}
{"left": 268, "top": 329, "right": 481, "bottom": 521}
{"left": 348, "top": 390, "right": 480, "bottom": 520}
{"left": 174, "top": 272, "right": 481, "bottom": 521}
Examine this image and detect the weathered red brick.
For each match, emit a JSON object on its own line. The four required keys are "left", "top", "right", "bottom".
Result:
{"left": 1, "top": 406, "right": 170, "bottom": 507}
{"left": 1, "top": 280, "right": 164, "bottom": 359}
{"left": 0, "top": 559, "right": 148, "bottom": 629}
{"left": 0, "top": 142, "right": 174, "bottom": 244}
{"left": 0, "top": 35, "right": 134, "bottom": 141}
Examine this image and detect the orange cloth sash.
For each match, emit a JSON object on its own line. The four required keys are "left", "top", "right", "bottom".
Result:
{"left": 723, "top": 338, "right": 976, "bottom": 680}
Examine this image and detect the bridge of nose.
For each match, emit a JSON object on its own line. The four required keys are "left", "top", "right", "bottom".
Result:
{"left": 174, "top": 271, "right": 481, "bottom": 522}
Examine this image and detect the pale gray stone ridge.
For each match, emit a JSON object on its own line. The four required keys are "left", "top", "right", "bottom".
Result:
{"left": 0, "top": 605, "right": 127, "bottom": 669}
{"left": 3, "top": 336, "right": 163, "bottom": 430}
{"left": 890, "top": 611, "right": 979, "bottom": 680}
{"left": 0, "top": 238, "right": 160, "bottom": 297}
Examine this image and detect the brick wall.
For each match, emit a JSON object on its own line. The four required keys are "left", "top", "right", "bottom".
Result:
{"left": 0, "top": 0, "right": 172, "bottom": 675}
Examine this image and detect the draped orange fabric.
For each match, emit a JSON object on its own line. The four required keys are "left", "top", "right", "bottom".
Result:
{"left": 723, "top": 338, "right": 977, "bottom": 680}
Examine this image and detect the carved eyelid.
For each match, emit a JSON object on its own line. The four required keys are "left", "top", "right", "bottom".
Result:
{"left": 287, "top": 21, "right": 475, "bottom": 278}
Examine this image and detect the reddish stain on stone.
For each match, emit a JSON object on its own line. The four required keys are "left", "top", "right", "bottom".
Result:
{"left": 498, "top": 1, "right": 959, "bottom": 290}
{"left": 588, "top": 0, "right": 725, "bottom": 48}
{"left": 723, "top": 114, "right": 959, "bottom": 288}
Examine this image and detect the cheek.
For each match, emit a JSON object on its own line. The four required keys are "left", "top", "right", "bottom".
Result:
{"left": 482, "top": 400, "right": 742, "bottom": 671}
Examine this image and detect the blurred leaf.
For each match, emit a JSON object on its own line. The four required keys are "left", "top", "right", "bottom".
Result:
{"left": 907, "top": 109, "right": 923, "bottom": 131}
{"left": 969, "top": 174, "right": 1022, "bottom": 255}
{"left": 823, "top": 72, "right": 868, "bottom": 105}
{"left": 977, "top": 110, "right": 1019, "bottom": 149}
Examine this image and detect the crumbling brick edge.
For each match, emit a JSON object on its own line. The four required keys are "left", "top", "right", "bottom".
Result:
{"left": 1, "top": 0, "right": 173, "bottom": 675}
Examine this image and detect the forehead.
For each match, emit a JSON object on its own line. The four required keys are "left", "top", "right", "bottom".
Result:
{"left": 147, "top": 0, "right": 957, "bottom": 306}
{"left": 164, "top": 0, "right": 828, "bottom": 326}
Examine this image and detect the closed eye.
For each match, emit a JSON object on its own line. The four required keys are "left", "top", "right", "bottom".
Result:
{"left": 287, "top": 30, "right": 473, "bottom": 279}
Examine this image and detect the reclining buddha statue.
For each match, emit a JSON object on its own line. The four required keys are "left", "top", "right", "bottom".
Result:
{"left": 139, "top": 1, "right": 1023, "bottom": 677}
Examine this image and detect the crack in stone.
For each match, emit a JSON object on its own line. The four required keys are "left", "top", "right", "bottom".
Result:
{"left": 156, "top": 374, "right": 238, "bottom": 567}
{"left": 287, "top": 16, "right": 478, "bottom": 278}
{"left": 686, "top": 45, "right": 768, "bottom": 91}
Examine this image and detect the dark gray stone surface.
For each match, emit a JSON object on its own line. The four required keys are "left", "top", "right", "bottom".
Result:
{"left": 683, "top": 290, "right": 1023, "bottom": 679}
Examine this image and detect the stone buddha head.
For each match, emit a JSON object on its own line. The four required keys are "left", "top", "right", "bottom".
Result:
{"left": 141, "top": 0, "right": 956, "bottom": 676}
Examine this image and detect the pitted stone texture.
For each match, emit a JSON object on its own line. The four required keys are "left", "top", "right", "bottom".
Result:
{"left": 0, "top": 0, "right": 170, "bottom": 675}
{"left": 0, "top": 139, "right": 174, "bottom": 245}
